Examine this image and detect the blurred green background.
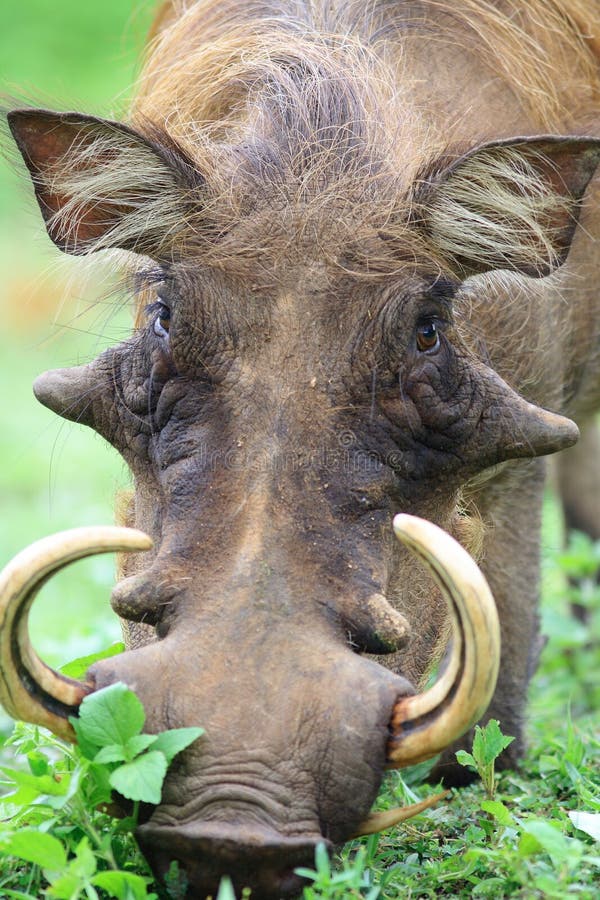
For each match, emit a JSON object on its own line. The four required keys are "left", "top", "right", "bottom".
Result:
{"left": 1, "top": 1, "right": 155, "bottom": 670}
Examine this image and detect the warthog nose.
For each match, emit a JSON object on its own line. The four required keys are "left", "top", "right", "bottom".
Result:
{"left": 137, "top": 819, "right": 326, "bottom": 899}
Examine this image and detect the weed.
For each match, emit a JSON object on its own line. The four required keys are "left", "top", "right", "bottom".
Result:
{"left": 456, "top": 719, "right": 515, "bottom": 799}
{"left": 0, "top": 675, "right": 202, "bottom": 899}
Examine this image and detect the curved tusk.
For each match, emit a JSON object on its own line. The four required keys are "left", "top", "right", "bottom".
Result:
{"left": 351, "top": 790, "right": 449, "bottom": 838}
{"left": 0, "top": 526, "right": 152, "bottom": 741}
{"left": 386, "top": 514, "right": 500, "bottom": 768}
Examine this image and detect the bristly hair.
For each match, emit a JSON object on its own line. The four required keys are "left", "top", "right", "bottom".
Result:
{"left": 44, "top": 124, "right": 197, "bottom": 258}
{"left": 130, "top": 0, "right": 600, "bottom": 277}
{"left": 420, "top": 146, "right": 575, "bottom": 276}
{"left": 140, "top": 1, "right": 600, "bottom": 135}
{"left": 13, "top": 1, "right": 599, "bottom": 297}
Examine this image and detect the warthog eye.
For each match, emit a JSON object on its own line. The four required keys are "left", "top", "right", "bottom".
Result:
{"left": 153, "top": 303, "right": 171, "bottom": 339}
{"left": 416, "top": 319, "right": 440, "bottom": 353}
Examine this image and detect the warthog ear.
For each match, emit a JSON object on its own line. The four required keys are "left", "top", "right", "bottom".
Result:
{"left": 7, "top": 109, "right": 201, "bottom": 257}
{"left": 412, "top": 136, "right": 600, "bottom": 278}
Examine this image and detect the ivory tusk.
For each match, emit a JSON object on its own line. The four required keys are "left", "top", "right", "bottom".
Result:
{"left": 0, "top": 526, "right": 152, "bottom": 741}
{"left": 351, "top": 790, "right": 450, "bottom": 838}
{"left": 386, "top": 514, "right": 500, "bottom": 768}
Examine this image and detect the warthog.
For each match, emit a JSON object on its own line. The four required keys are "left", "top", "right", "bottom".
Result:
{"left": 2, "top": 1, "right": 600, "bottom": 896}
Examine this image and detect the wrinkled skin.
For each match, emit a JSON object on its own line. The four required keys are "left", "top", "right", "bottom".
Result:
{"left": 7, "top": 1, "right": 600, "bottom": 896}
{"left": 30, "top": 249, "right": 583, "bottom": 895}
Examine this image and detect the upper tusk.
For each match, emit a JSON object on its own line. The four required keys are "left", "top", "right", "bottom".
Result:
{"left": 386, "top": 514, "right": 500, "bottom": 768}
{"left": 0, "top": 526, "right": 152, "bottom": 741}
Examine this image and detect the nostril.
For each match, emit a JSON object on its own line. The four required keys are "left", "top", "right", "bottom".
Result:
{"left": 137, "top": 820, "right": 326, "bottom": 899}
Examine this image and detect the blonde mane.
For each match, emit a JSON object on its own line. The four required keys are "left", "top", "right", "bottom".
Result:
{"left": 139, "top": 0, "right": 600, "bottom": 134}
{"left": 36, "top": 2, "right": 600, "bottom": 298}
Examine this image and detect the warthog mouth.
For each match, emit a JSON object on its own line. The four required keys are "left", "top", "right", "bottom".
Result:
{"left": 0, "top": 515, "right": 500, "bottom": 897}
{"left": 138, "top": 820, "right": 325, "bottom": 899}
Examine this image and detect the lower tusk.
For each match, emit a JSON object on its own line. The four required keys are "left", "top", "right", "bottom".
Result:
{"left": 0, "top": 526, "right": 152, "bottom": 741}
{"left": 386, "top": 514, "right": 500, "bottom": 768}
{"left": 351, "top": 790, "right": 450, "bottom": 838}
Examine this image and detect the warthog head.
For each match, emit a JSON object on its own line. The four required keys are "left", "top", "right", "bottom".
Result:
{"left": 2, "top": 99, "right": 598, "bottom": 897}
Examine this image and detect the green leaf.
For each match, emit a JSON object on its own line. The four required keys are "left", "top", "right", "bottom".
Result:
{"left": 478, "top": 720, "right": 515, "bottom": 766}
{"left": 150, "top": 728, "right": 204, "bottom": 765}
{"left": 315, "top": 842, "right": 331, "bottom": 877}
{"left": 518, "top": 830, "right": 542, "bottom": 858}
{"left": 125, "top": 734, "right": 159, "bottom": 759}
{"left": 92, "top": 871, "right": 149, "bottom": 900}
{"left": 0, "top": 767, "right": 68, "bottom": 798}
{"left": 71, "top": 726, "right": 104, "bottom": 763}
{"left": 294, "top": 867, "right": 318, "bottom": 879}
{"left": 472, "top": 725, "right": 485, "bottom": 766}
{"left": 94, "top": 744, "right": 128, "bottom": 765}
{"left": 46, "top": 872, "right": 85, "bottom": 900}
{"left": 70, "top": 836, "right": 97, "bottom": 879}
{"left": 27, "top": 750, "right": 49, "bottom": 777}
{"left": 472, "top": 877, "right": 508, "bottom": 897}
{"left": 520, "top": 820, "right": 577, "bottom": 865}
{"left": 109, "top": 752, "right": 168, "bottom": 805}
{"left": 216, "top": 877, "right": 237, "bottom": 900}
{"left": 0, "top": 782, "right": 40, "bottom": 807}
{"left": 60, "top": 643, "right": 125, "bottom": 679}
{"left": 71, "top": 683, "right": 146, "bottom": 749}
{"left": 480, "top": 800, "right": 515, "bottom": 826}
{"left": 456, "top": 750, "right": 476, "bottom": 770}
{"left": 86, "top": 762, "right": 114, "bottom": 807}
{"left": 3, "top": 829, "right": 67, "bottom": 871}
{"left": 45, "top": 838, "right": 98, "bottom": 899}
{"left": 0, "top": 891, "right": 42, "bottom": 899}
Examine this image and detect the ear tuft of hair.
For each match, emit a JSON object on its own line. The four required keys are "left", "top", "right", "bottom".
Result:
{"left": 413, "top": 136, "right": 600, "bottom": 279}
{"left": 7, "top": 108, "right": 202, "bottom": 258}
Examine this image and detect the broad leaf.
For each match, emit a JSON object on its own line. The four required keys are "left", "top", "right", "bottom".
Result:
{"left": 27, "top": 750, "right": 49, "bottom": 777}
{"left": 70, "top": 837, "right": 97, "bottom": 879}
{"left": 94, "top": 745, "right": 128, "bottom": 765}
{"left": 109, "top": 752, "right": 168, "bottom": 805}
{"left": 151, "top": 728, "right": 204, "bottom": 764}
{"left": 93, "top": 870, "right": 149, "bottom": 900}
{"left": 481, "top": 800, "right": 515, "bottom": 827}
{"left": 46, "top": 872, "right": 85, "bottom": 900}
{"left": 60, "top": 643, "right": 125, "bottom": 679}
{"left": 125, "top": 734, "right": 159, "bottom": 759}
{"left": 477, "top": 720, "right": 515, "bottom": 766}
{"left": 3, "top": 829, "right": 67, "bottom": 871}
{"left": 456, "top": 750, "right": 476, "bottom": 770}
{"left": 87, "top": 762, "right": 114, "bottom": 807}
{"left": 0, "top": 767, "right": 68, "bottom": 798}
{"left": 72, "top": 683, "right": 146, "bottom": 749}
{"left": 520, "top": 820, "right": 579, "bottom": 865}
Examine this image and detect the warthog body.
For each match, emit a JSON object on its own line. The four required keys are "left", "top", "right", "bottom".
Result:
{"left": 4, "top": 1, "right": 600, "bottom": 896}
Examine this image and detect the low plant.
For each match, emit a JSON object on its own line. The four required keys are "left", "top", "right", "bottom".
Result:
{"left": 0, "top": 676, "right": 202, "bottom": 899}
{"left": 455, "top": 718, "right": 515, "bottom": 799}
